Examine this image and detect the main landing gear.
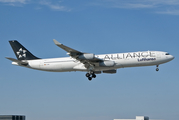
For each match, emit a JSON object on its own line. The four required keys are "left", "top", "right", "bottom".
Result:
{"left": 86, "top": 72, "right": 96, "bottom": 81}
{"left": 156, "top": 65, "right": 159, "bottom": 71}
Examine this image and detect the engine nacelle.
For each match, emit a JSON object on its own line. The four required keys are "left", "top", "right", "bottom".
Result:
{"left": 103, "top": 70, "right": 116, "bottom": 74}
{"left": 78, "top": 53, "right": 95, "bottom": 60}
{"left": 99, "top": 61, "right": 115, "bottom": 67}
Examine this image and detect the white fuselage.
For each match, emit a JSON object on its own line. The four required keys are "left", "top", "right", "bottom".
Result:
{"left": 13, "top": 51, "right": 174, "bottom": 72}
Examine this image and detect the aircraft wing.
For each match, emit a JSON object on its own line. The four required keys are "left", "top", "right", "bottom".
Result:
{"left": 53, "top": 39, "right": 83, "bottom": 56}
{"left": 53, "top": 39, "right": 103, "bottom": 64}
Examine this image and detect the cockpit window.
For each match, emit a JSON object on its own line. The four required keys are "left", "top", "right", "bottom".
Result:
{"left": 165, "top": 53, "right": 170, "bottom": 55}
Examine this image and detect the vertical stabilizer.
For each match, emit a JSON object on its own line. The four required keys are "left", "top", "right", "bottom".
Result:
{"left": 9, "top": 40, "right": 40, "bottom": 60}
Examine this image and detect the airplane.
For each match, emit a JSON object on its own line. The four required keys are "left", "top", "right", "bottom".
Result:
{"left": 6, "top": 40, "right": 174, "bottom": 81}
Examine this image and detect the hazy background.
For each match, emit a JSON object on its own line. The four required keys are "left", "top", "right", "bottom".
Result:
{"left": 0, "top": 0, "right": 179, "bottom": 120}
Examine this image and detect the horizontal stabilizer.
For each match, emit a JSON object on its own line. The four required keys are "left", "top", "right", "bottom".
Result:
{"left": 6, "top": 57, "right": 28, "bottom": 66}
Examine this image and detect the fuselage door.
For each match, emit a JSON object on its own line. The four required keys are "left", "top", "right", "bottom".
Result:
{"left": 39, "top": 60, "right": 45, "bottom": 68}
{"left": 157, "top": 52, "right": 161, "bottom": 58}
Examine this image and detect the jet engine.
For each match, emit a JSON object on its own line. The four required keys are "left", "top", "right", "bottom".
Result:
{"left": 99, "top": 61, "right": 115, "bottom": 67}
{"left": 103, "top": 69, "right": 116, "bottom": 74}
{"left": 78, "top": 53, "right": 95, "bottom": 60}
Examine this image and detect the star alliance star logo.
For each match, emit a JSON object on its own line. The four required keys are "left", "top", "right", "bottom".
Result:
{"left": 16, "top": 48, "right": 27, "bottom": 58}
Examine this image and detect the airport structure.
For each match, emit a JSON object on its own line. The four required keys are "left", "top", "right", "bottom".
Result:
{"left": 114, "top": 116, "right": 149, "bottom": 120}
{"left": 0, "top": 115, "right": 25, "bottom": 120}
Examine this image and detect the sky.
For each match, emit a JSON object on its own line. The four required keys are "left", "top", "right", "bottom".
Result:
{"left": 0, "top": 0, "right": 179, "bottom": 120}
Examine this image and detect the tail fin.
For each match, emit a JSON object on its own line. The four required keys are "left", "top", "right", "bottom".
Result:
{"left": 9, "top": 40, "right": 40, "bottom": 60}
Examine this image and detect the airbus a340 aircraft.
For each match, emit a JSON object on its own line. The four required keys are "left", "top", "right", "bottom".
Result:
{"left": 6, "top": 40, "right": 174, "bottom": 81}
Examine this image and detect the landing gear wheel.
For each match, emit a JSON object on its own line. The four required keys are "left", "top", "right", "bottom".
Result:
{"left": 88, "top": 77, "right": 92, "bottom": 81}
{"left": 86, "top": 71, "right": 97, "bottom": 80}
{"left": 156, "top": 65, "right": 159, "bottom": 71}
{"left": 92, "top": 74, "right": 96, "bottom": 78}
{"left": 86, "top": 73, "right": 90, "bottom": 77}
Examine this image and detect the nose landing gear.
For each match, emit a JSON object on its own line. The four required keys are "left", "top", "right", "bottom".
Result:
{"left": 156, "top": 65, "right": 159, "bottom": 71}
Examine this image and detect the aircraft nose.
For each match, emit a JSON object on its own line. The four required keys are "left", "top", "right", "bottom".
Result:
{"left": 171, "top": 55, "right": 175, "bottom": 60}
{"left": 168, "top": 55, "right": 175, "bottom": 61}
